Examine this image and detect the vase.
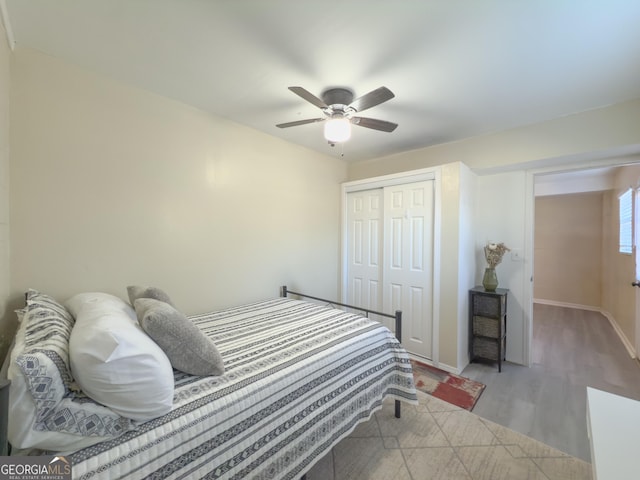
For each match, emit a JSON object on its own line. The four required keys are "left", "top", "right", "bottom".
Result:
{"left": 482, "top": 267, "right": 498, "bottom": 292}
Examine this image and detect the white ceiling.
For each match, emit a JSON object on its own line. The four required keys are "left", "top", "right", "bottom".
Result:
{"left": 4, "top": 0, "right": 640, "bottom": 163}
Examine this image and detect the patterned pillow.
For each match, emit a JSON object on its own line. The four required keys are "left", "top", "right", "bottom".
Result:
{"left": 7, "top": 290, "right": 136, "bottom": 451}
{"left": 16, "top": 289, "right": 75, "bottom": 420}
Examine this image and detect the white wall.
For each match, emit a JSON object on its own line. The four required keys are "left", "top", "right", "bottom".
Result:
{"left": 535, "top": 168, "right": 615, "bottom": 197}
{"left": 475, "top": 172, "right": 528, "bottom": 365}
{"left": 0, "top": 23, "right": 10, "bottom": 358}
{"left": 8, "top": 48, "right": 347, "bottom": 324}
{"left": 457, "top": 163, "right": 476, "bottom": 369}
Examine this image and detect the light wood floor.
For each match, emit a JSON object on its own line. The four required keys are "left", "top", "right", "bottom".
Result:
{"left": 461, "top": 303, "right": 640, "bottom": 463}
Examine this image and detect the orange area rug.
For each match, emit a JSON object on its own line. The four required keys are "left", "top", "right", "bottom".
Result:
{"left": 411, "top": 359, "right": 485, "bottom": 411}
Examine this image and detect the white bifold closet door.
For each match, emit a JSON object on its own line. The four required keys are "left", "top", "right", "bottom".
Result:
{"left": 346, "top": 189, "right": 384, "bottom": 318}
{"left": 346, "top": 180, "right": 434, "bottom": 359}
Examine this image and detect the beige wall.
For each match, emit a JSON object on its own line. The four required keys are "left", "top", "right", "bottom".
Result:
{"left": 6, "top": 48, "right": 347, "bottom": 335}
{"left": 0, "top": 25, "right": 10, "bottom": 358}
{"left": 437, "top": 162, "right": 464, "bottom": 368}
{"left": 602, "top": 165, "right": 640, "bottom": 347}
{"left": 534, "top": 192, "right": 604, "bottom": 306}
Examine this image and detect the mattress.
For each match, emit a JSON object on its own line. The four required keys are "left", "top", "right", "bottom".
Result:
{"left": 65, "top": 297, "right": 418, "bottom": 479}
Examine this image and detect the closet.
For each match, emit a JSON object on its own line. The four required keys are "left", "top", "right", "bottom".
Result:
{"left": 344, "top": 179, "right": 435, "bottom": 360}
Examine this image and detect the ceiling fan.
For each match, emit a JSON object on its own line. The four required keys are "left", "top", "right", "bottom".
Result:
{"left": 276, "top": 86, "right": 397, "bottom": 145}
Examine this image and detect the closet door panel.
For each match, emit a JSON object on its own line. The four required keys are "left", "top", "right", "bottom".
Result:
{"left": 346, "top": 189, "right": 384, "bottom": 319}
{"left": 383, "top": 180, "right": 434, "bottom": 359}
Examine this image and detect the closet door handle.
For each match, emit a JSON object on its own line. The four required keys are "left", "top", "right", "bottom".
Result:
{"left": 632, "top": 281, "right": 640, "bottom": 287}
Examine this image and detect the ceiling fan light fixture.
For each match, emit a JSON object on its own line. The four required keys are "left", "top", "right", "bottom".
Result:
{"left": 277, "top": 86, "right": 397, "bottom": 146}
{"left": 324, "top": 116, "right": 351, "bottom": 143}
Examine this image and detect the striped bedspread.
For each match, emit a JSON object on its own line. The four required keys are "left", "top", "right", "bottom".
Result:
{"left": 67, "top": 298, "right": 418, "bottom": 479}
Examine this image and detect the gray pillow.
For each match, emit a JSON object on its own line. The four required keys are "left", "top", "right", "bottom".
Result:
{"left": 133, "top": 298, "right": 224, "bottom": 376}
{"left": 127, "top": 285, "right": 174, "bottom": 307}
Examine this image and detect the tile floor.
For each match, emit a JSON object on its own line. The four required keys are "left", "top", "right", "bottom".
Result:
{"left": 305, "top": 391, "right": 592, "bottom": 480}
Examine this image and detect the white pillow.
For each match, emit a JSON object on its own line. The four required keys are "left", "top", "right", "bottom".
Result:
{"left": 66, "top": 292, "right": 175, "bottom": 421}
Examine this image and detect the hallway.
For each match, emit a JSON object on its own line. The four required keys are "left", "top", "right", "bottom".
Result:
{"left": 461, "top": 303, "right": 640, "bottom": 462}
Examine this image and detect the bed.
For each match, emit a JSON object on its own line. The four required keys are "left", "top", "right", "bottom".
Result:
{"left": 1, "top": 285, "right": 418, "bottom": 479}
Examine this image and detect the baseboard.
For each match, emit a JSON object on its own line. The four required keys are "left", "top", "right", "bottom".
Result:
{"left": 534, "top": 298, "right": 637, "bottom": 359}
{"left": 533, "top": 298, "right": 601, "bottom": 311}
{"left": 599, "top": 310, "right": 637, "bottom": 359}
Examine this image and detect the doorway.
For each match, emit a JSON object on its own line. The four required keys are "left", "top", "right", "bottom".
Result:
{"left": 526, "top": 164, "right": 640, "bottom": 365}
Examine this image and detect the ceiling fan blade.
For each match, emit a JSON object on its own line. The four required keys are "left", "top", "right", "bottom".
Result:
{"left": 349, "top": 86, "right": 395, "bottom": 112}
{"left": 288, "top": 86, "right": 327, "bottom": 109}
{"left": 276, "top": 118, "right": 325, "bottom": 128}
{"left": 351, "top": 116, "right": 398, "bottom": 132}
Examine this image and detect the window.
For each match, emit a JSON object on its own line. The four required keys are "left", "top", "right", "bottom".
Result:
{"left": 635, "top": 189, "right": 640, "bottom": 279}
{"left": 619, "top": 188, "right": 633, "bottom": 254}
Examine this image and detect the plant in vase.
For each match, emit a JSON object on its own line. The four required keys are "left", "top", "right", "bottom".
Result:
{"left": 483, "top": 242, "right": 510, "bottom": 291}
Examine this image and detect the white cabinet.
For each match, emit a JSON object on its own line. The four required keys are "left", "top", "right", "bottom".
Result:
{"left": 586, "top": 387, "right": 640, "bottom": 479}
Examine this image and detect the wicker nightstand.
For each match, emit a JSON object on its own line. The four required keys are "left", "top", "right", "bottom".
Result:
{"left": 469, "top": 286, "right": 508, "bottom": 372}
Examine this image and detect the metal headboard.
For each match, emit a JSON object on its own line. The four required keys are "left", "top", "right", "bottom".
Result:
{"left": 279, "top": 286, "right": 403, "bottom": 343}
{"left": 280, "top": 285, "right": 404, "bottom": 419}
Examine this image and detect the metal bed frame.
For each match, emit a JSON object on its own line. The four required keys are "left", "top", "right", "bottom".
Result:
{"left": 281, "top": 286, "right": 407, "bottom": 480}
{"left": 280, "top": 285, "right": 403, "bottom": 419}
